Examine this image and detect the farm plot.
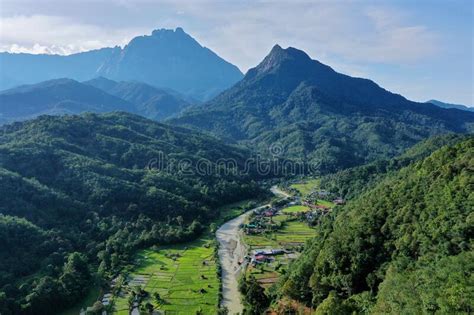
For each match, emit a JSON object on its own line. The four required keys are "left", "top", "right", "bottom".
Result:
{"left": 112, "top": 237, "right": 219, "bottom": 315}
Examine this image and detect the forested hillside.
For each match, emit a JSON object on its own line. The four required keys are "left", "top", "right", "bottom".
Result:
{"left": 320, "top": 133, "right": 469, "bottom": 199}
{"left": 279, "top": 137, "right": 473, "bottom": 314}
{"left": 0, "top": 112, "right": 264, "bottom": 314}
{"left": 173, "top": 45, "right": 474, "bottom": 173}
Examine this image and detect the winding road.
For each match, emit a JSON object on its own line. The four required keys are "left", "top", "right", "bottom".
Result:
{"left": 216, "top": 185, "right": 288, "bottom": 314}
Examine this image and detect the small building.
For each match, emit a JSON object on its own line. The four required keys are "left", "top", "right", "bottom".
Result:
{"left": 271, "top": 249, "right": 285, "bottom": 255}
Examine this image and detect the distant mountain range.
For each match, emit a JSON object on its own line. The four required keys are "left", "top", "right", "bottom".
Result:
{"left": 426, "top": 99, "right": 474, "bottom": 112}
{"left": 0, "top": 28, "right": 243, "bottom": 101}
{"left": 172, "top": 45, "right": 474, "bottom": 172}
{"left": 0, "top": 77, "right": 192, "bottom": 124}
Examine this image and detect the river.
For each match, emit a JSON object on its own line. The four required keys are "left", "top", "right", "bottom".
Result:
{"left": 216, "top": 185, "right": 287, "bottom": 314}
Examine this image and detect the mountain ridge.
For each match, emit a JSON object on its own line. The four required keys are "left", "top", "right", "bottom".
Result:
{"left": 426, "top": 99, "right": 474, "bottom": 112}
{"left": 172, "top": 45, "right": 474, "bottom": 172}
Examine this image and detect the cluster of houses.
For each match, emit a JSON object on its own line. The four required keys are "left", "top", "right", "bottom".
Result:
{"left": 303, "top": 189, "right": 344, "bottom": 206}
{"left": 242, "top": 190, "right": 346, "bottom": 233}
{"left": 101, "top": 293, "right": 112, "bottom": 307}
{"left": 248, "top": 248, "right": 286, "bottom": 266}
{"left": 242, "top": 206, "right": 280, "bottom": 235}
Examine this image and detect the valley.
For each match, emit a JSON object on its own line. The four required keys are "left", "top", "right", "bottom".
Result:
{"left": 65, "top": 183, "right": 322, "bottom": 314}
{"left": 0, "top": 10, "right": 472, "bottom": 314}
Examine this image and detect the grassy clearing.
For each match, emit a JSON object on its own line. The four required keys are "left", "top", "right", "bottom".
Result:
{"left": 112, "top": 237, "right": 219, "bottom": 315}
{"left": 281, "top": 205, "right": 310, "bottom": 213}
{"left": 316, "top": 199, "right": 334, "bottom": 207}
{"left": 290, "top": 179, "right": 320, "bottom": 196}
{"left": 215, "top": 199, "right": 255, "bottom": 224}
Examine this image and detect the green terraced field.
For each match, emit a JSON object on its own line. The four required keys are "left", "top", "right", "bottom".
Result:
{"left": 112, "top": 237, "right": 219, "bottom": 315}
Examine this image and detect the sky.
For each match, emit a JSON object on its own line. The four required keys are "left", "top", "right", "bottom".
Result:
{"left": 0, "top": 0, "right": 473, "bottom": 105}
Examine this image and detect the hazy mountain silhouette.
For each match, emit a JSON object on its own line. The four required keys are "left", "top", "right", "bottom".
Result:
{"left": 0, "top": 28, "right": 243, "bottom": 101}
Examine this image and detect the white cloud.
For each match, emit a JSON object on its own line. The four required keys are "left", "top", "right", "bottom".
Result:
{"left": 0, "top": 14, "right": 146, "bottom": 54}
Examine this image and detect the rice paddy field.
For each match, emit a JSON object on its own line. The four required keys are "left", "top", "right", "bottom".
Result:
{"left": 112, "top": 237, "right": 219, "bottom": 314}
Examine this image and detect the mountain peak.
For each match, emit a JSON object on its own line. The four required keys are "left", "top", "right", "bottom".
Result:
{"left": 270, "top": 44, "right": 283, "bottom": 53}
{"left": 96, "top": 27, "right": 243, "bottom": 101}
{"left": 267, "top": 45, "right": 311, "bottom": 60}
{"left": 247, "top": 45, "right": 313, "bottom": 78}
{"left": 150, "top": 27, "right": 190, "bottom": 39}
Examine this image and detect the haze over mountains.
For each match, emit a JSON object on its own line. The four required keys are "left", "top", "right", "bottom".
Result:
{"left": 174, "top": 44, "right": 474, "bottom": 172}
{"left": 0, "top": 28, "right": 243, "bottom": 101}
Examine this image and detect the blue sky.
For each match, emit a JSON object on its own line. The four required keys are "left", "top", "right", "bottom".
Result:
{"left": 0, "top": 0, "right": 472, "bottom": 105}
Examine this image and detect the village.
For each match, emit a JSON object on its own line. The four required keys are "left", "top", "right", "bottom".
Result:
{"left": 241, "top": 180, "right": 345, "bottom": 287}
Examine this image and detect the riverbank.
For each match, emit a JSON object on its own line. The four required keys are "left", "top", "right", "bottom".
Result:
{"left": 216, "top": 205, "right": 268, "bottom": 314}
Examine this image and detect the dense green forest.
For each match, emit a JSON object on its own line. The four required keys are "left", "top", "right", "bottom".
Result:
{"left": 279, "top": 137, "right": 473, "bottom": 313}
{"left": 320, "top": 133, "right": 469, "bottom": 199}
{"left": 0, "top": 112, "right": 265, "bottom": 314}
